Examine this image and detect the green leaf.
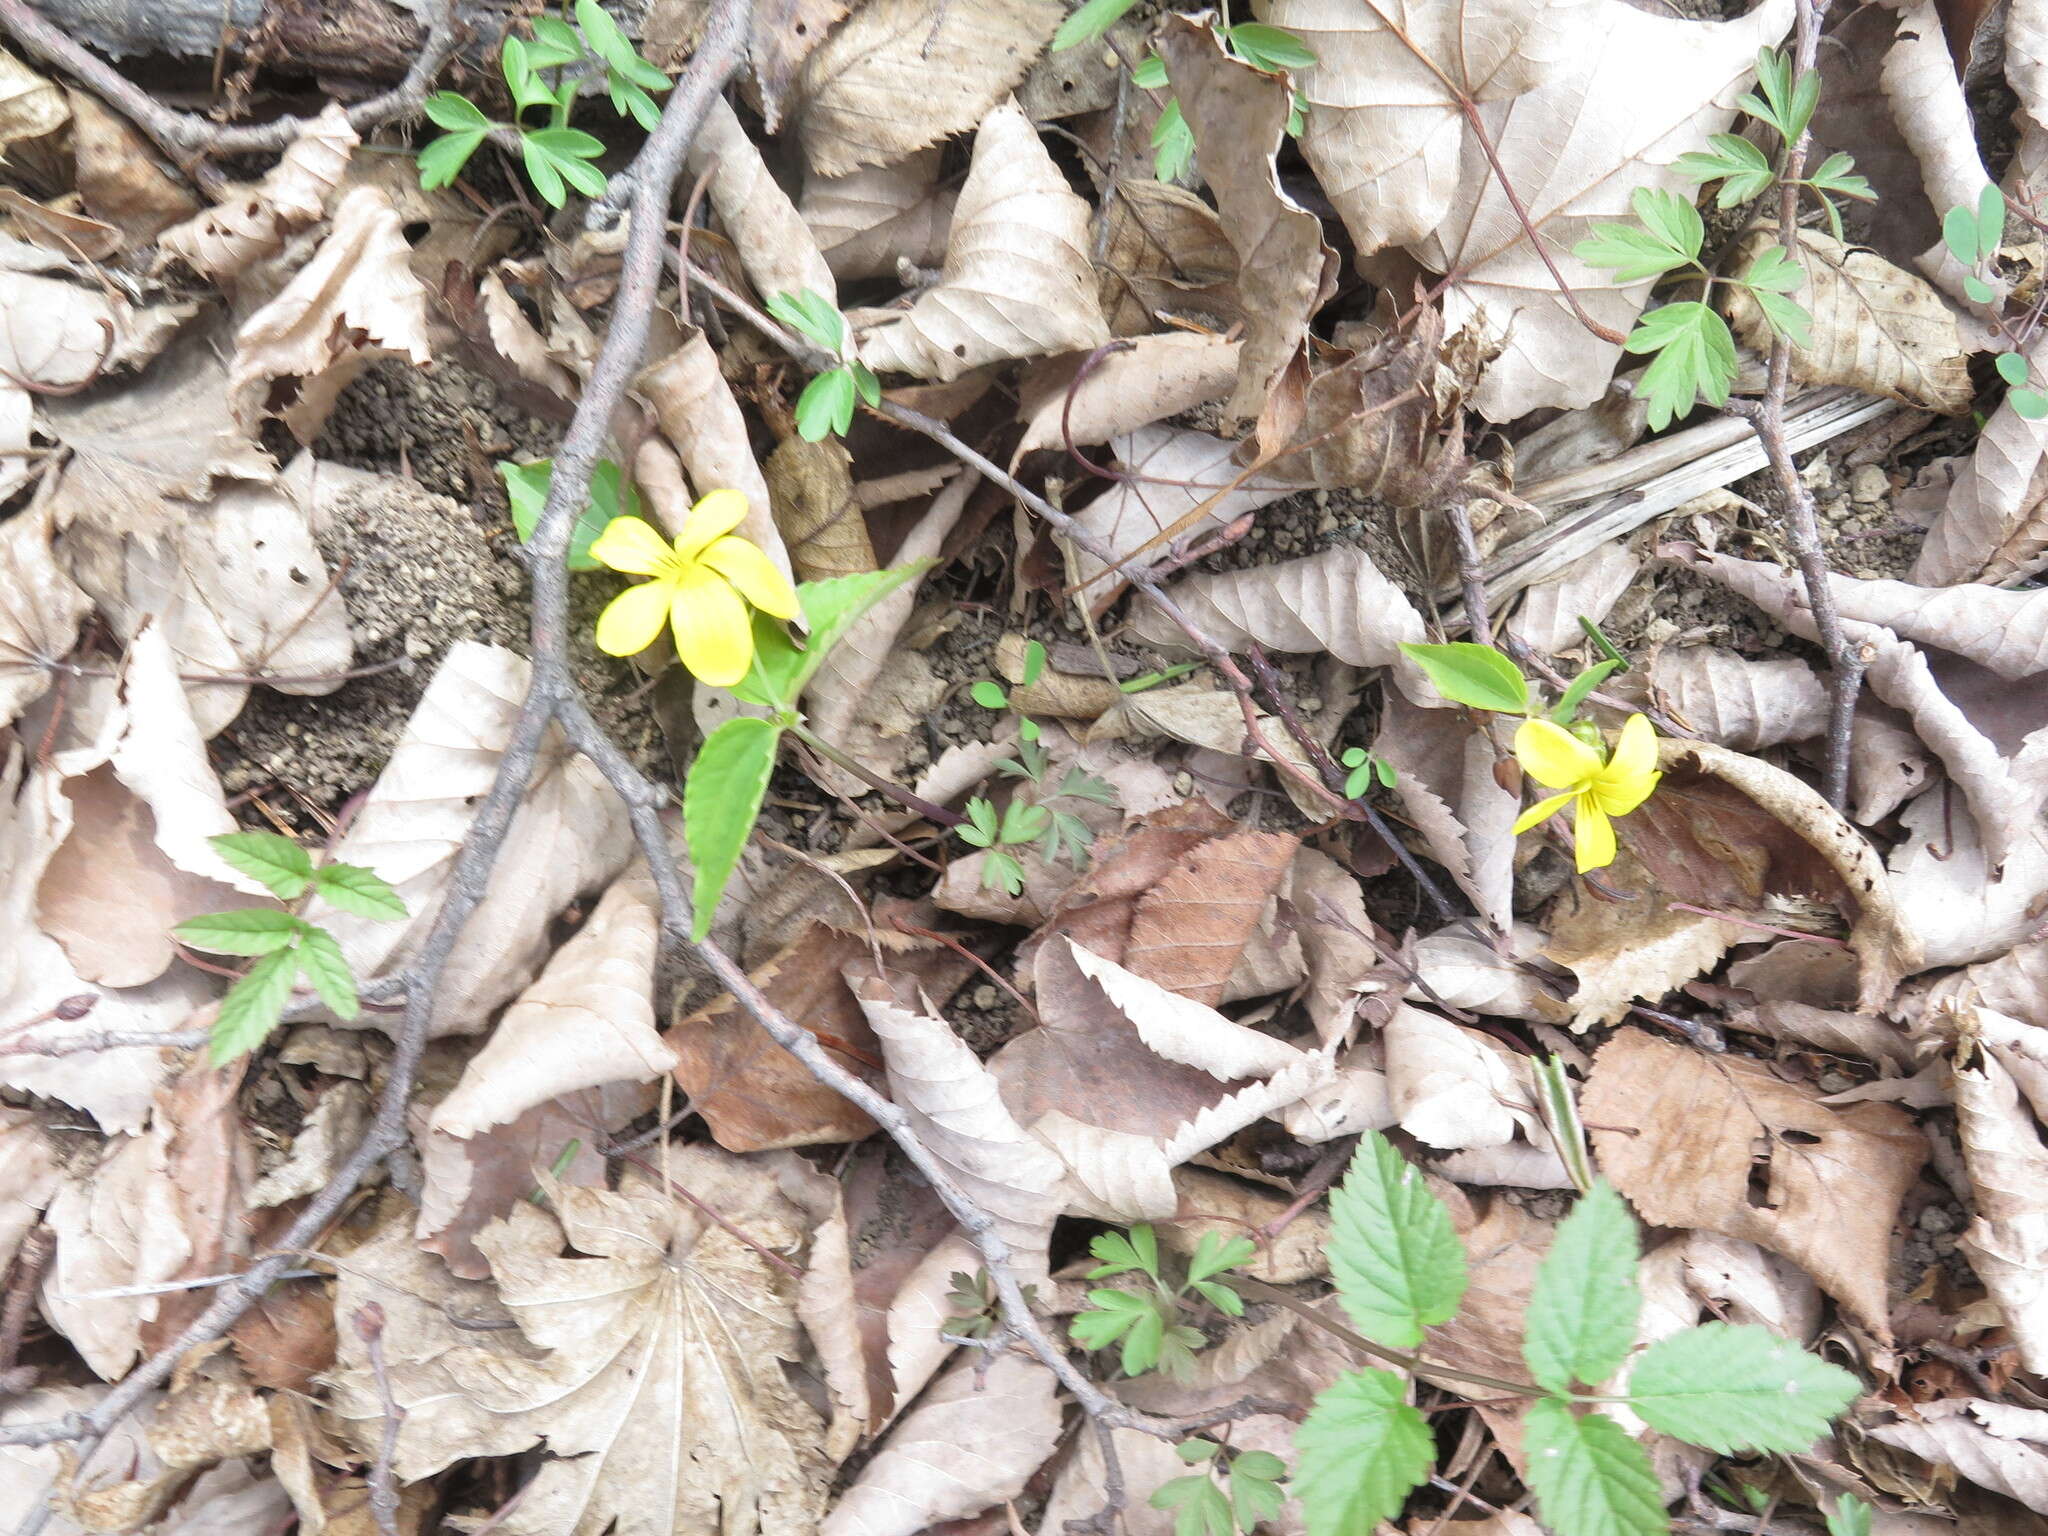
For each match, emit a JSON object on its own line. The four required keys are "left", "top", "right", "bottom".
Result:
{"left": 1945, "top": 202, "right": 1985, "bottom": 266}
{"left": 1808, "top": 151, "right": 1873, "bottom": 202}
{"left": 1523, "top": 1180, "right": 1641, "bottom": 1393}
{"left": 1738, "top": 244, "right": 1804, "bottom": 294}
{"left": 1131, "top": 52, "right": 1168, "bottom": 89}
{"left": 1523, "top": 1400, "right": 1667, "bottom": 1536}
{"left": 611, "top": 76, "right": 662, "bottom": 129}
{"left": 1626, "top": 1321, "right": 1860, "bottom": 1453}
{"left": 575, "top": 0, "right": 641, "bottom": 73}
{"left": 795, "top": 367, "right": 857, "bottom": 441}
{"left": 1673, "top": 134, "right": 1774, "bottom": 206}
{"left": 1327, "top": 1132, "right": 1467, "bottom": 1348}
{"left": 1150, "top": 1474, "right": 1233, "bottom": 1536}
{"left": 1152, "top": 97, "right": 1194, "bottom": 182}
{"left": 1089, "top": 1226, "right": 1157, "bottom": 1278}
{"left": 980, "top": 848, "right": 1026, "bottom": 896}
{"left": 210, "top": 948, "right": 299, "bottom": 1064}
{"left": 1825, "top": 1495, "right": 1874, "bottom": 1536}
{"left": 1999, "top": 351, "right": 2032, "bottom": 386}
{"left": 521, "top": 127, "right": 608, "bottom": 206}
{"left": 1574, "top": 221, "right": 1697, "bottom": 285}
{"left": 527, "top": 15, "right": 583, "bottom": 68}
{"left": 1629, "top": 186, "right": 1704, "bottom": 266}
{"left": 172, "top": 908, "right": 307, "bottom": 957}
{"left": 1979, "top": 182, "right": 2007, "bottom": 259}
{"left": 498, "top": 457, "right": 630, "bottom": 571}
{"left": 733, "top": 562, "right": 932, "bottom": 709}
{"left": 1548, "top": 658, "right": 1620, "bottom": 724}
{"left": 1020, "top": 638, "right": 1048, "bottom": 686}
{"left": 1176, "top": 1440, "right": 1220, "bottom": 1464}
{"left": 418, "top": 129, "right": 487, "bottom": 190}
{"left": 1294, "top": 1369, "right": 1433, "bottom": 1536}
{"left": 502, "top": 35, "right": 553, "bottom": 114}
{"left": 851, "top": 361, "right": 882, "bottom": 406}
{"left": 1965, "top": 273, "right": 1997, "bottom": 305}
{"left": 1532, "top": 1052, "right": 1595, "bottom": 1195}
{"left": 424, "top": 92, "right": 493, "bottom": 131}
{"left": 1624, "top": 301, "right": 1737, "bottom": 431}
{"left": 1749, "top": 291, "right": 1813, "bottom": 350}
{"left": 1230, "top": 1461, "right": 1286, "bottom": 1530}
{"left": 683, "top": 717, "right": 782, "bottom": 942}
{"left": 209, "top": 831, "right": 313, "bottom": 898}
{"left": 2013, "top": 389, "right": 2048, "bottom": 420}
{"left": 1190, "top": 1277, "right": 1244, "bottom": 1316}
{"left": 1231, "top": 1450, "right": 1285, "bottom": 1483}
{"left": 1225, "top": 22, "right": 1318, "bottom": 72}
{"left": 310, "top": 862, "right": 407, "bottom": 921}
{"left": 971, "top": 678, "right": 1009, "bottom": 709}
{"left": 1052, "top": 0, "right": 1141, "bottom": 52}
{"left": 293, "top": 925, "right": 358, "bottom": 1020}
{"left": 1396, "top": 642, "right": 1529, "bottom": 715}
{"left": 766, "top": 288, "right": 847, "bottom": 354}
{"left": 1187, "top": 1232, "right": 1256, "bottom": 1284}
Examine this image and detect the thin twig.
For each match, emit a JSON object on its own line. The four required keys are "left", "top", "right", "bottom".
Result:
{"left": 351, "top": 1304, "right": 404, "bottom": 1536}
{"left": 0, "top": 1229, "right": 54, "bottom": 1396}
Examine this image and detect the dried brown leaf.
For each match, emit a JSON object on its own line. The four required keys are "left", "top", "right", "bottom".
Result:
{"left": 688, "top": 94, "right": 836, "bottom": 307}
{"left": 1093, "top": 178, "right": 1242, "bottom": 337}
{"left": 1866, "top": 1398, "right": 2048, "bottom": 1514}
{"left": 800, "top": 150, "right": 955, "bottom": 284}
{"left": 67, "top": 90, "right": 199, "bottom": 245}
{"left": 1068, "top": 426, "right": 1295, "bottom": 589}
{"left": 156, "top": 103, "right": 357, "bottom": 281}
{"left": 1584, "top": 1027, "right": 1924, "bottom": 1335}
{"left": 1124, "top": 830, "right": 1299, "bottom": 1006}
{"left": 767, "top": 432, "right": 875, "bottom": 582}
{"left": 1651, "top": 646, "right": 1829, "bottom": 751}
{"left": 1014, "top": 333, "right": 1242, "bottom": 459}
{"left": 1946, "top": 1011, "right": 2048, "bottom": 1373}
{"left": 0, "top": 501, "right": 90, "bottom": 731}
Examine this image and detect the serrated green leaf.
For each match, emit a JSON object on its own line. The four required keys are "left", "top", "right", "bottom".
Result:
{"left": 1630, "top": 186, "right": 1705, "bottom": 266}
{"left": 294, "top": 925, "right": 358, "bottom": 1019}
{"left": 1295, "top": 1369, "right": 1433, "bottom": 1536}
{"left": 424, "top": 92, "right": 493, "bottom": 131}
{"left": 1626, "top": 1322, "right": 1860, "bottom": 1453}
{"left": 683, "top": 717, "right": 781, "bottom": 942}
{"left": 1152, "top": 98, "right": 1194, "bottom": 182}
{"left": 209, "top": 831, "right": 313, "bottom": 898}
{"left": 172, "top": 908, "right": 306, "bottom": 956}
{"left": 1523, "top": 1180, "right": 1640, "bottom": 1393}
{"left": 733, "top": 562, "right": 931, "bottom": 709}
{"left": 1524, "top": 1400, "right": 1667, "bottom": 1536}
{"left": 311, "top": 862, "right": 407, "bottom": 921}
{"left": 1825, "top": 1495, "right": 1873, "bottom": 1536}
{"left": 1327, "top": 1132, "right": 1467, "bottom": 1347}
{"left": 1151, "top": 1475, "right": 1233, "bottom": 1536}
{"left": 1053, "top": 0, "right": 1141, "bottom": 52}
{"left": 1979, "top": 182, "right": 2006, "bottom": 258}
{"left": 1574, "top": 221, "right": 1696, "bottom": 284}
{"left": 1998, "top": 351, "right": 2032, "bottom": 386}
{"left": 795, "top": 366, "right": 857, "bottom": 441}
{"left": 1397, "top": 641, "right": 1529, "bottom": 715}
{"left": 1226, "top": 22, "right": 1317, "bottom": 71}
{"left": 210, "top": 948, "right": 299, "bottom": 1064}
{"left": 1738, "top": 244, "right": 1804, "bottom": 294}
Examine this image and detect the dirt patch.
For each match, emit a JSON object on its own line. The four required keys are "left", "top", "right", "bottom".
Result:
{"left": 315, "top": 356, "right": 561, "bottom": 504}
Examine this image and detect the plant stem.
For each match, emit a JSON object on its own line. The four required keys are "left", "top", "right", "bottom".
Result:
{"left": 789, "top": 724, "right": 966, "bottom": 827}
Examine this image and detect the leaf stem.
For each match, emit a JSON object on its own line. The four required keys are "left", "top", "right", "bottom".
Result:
{"left": 788, "top": 724, "right": 966, "bottom": 828}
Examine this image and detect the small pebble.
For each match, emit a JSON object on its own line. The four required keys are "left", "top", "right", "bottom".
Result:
{"left": 1918, "top": 1205, "right": 1956, "bottom": 1234}
{"left": 972, "top": 985, "right": 999, "bottom": 1010}
{"left": 1817, "top": 1070, "right": 1854, "bottom": 1093}
{"left": 1172, "top": 770, "right": 1194, "bottom": 796}
{"left": 1848, "top": 463, "right": 1889, "bottom": 505}
{"left": 1298, "top": 695, "right": 1322, "bottom": 715}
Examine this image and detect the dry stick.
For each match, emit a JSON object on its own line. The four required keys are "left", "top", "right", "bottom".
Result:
{"left": 0, "top": 3, "right": 753, "bottom": 1515}
{"left": 351, "top": 1304, "right": 404, "bottom": 1536}
{"left": 1725, "top": 0, "right": 1862, "bottom": 810}
{"left": 0, "top": 1229, "right": 54, "bottom": 1397}
{"left": 0, "top": 0, "right": 461, "bottom": 168}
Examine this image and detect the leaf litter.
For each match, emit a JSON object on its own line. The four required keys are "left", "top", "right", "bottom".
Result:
{"left": 0, "top": 1, "right": 2044, "bottom": 1533}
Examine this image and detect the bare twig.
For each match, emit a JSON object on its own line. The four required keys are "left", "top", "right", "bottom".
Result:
{"left": 0, "top": 1229, "right": 53, "bottom": 1397}
{"left": 351, "top": 1305, "right": 404, "bottom": 1536}
{"left": 0, "top": 1029, "right": 208, "bottom": 1058}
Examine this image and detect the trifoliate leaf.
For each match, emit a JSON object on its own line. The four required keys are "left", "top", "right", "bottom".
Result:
{"left": 209, "top": 830, "right": 313, "bottom": 898}
{"left": 1825, "top": 1495, "right": 1873, "bottom": 1536}
{"left": 311, "top": 861, "right": 408, "bottom": 921}
{"left": 1523, "top": 1180, "right": 1641, "bottom": 1393}
{"left": 795, "top": 367, "right": 857, "bottom": 441}
{"left": 1673, "top": 134, "right": 1774, "bottom": 206}
{"left": 1625, "top": 301, "right": 1737, "bottom": 431}
{"left": 172, "top": 908, "right": 306, "bottom": 956}
{"left": 210, "top": 948, "right": 300, "bottom": 1065}
{"left": 1396, "top": 642, "right": 1529, "bottom": 715}
{"left": 765, "top": 289, "right": 847, "bottom": 354}
{"left": 1629, "top": 186, "right": 1705, "bottom": 266}
{"left": 1574, "top": 221, "right": 1698, "bottom": 285}
{"left": 1295, "top": 1369, "right": 1433, "bottom": 1536}
{"left": 418, "top": 129, "right": 487, "bottom": 190}
{"left": 1152, "top": 98, "right": 1194, "bottom": 183}
{"left": 1625, "top": 1322, "right": 1860, "bottom": 1454}
{"left": 1326, "top": 1132, "right": 1466, "bottom": 1348}
{"left": 1150, "top": 1474, "right": 1233, "bottom": 1536}
{"left": 1524, "top": 1399, "right": 1666, "bottom": 1536}
{"left": 520, "top": 127, "right": 608, "bottom": 207}
{"left": 294, "top": 924, "right": 359, "bottom": 1020}
{"left": 683, "top": 717, "right": 782, "bottom": 942}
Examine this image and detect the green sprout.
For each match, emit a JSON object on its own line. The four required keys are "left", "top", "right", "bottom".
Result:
{"left": 765, "top": 289, "right": 882, "bottom": 441}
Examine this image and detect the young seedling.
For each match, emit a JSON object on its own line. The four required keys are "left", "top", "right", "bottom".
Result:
{"left": 1941, "top": 185, "right": 2048, "bottom": 418}
{"left": 173, "top": 832, "right": 407, "bottom": 1064}
{"left": 1151, "top": 1441, "right": 1288, "bottom": 1536}
{"left": 765, "top": 289, "right": 882, "bottom": 441}
{"left": 1069, "top": 1225, "right": 1256, "bottom": 1382}
{"left": 1339, "top": 746, "right": 1397, "bottom": 798}
{"left": 957, "top": 736, "right": 1115, "bottom": 897}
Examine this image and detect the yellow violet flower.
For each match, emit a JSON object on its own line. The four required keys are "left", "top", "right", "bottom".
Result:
{"left": 588, "top": 489, "right": 800, "bottom": 687}
{"left": 1511, "top": 713, "right": 1662, "bottom": 874}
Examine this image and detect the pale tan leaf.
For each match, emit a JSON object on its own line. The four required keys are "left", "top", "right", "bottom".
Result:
{"left": 1728, "top": 1000, "right": 1913, "bottom": 1070}
{"left": 1411, "top": 929, "right": 1566, "bottom": 1023}
{"left": 1947, "top": 1014, "right": 2048, "bottom": 1373}
{"left": 1037, "top": 1426, "right": 1188, "bottom": 1536}
{"left": 1912, "top": 347, "right": 2048, "bottom": 585}
{"left": 480, "top": 271, "right": 578, "bottom": 400}
{"left": 773, "top": 1156, "right": 868, "bottom": 1460}
{"left": 429, "top": 869, "right": 674, "bottom": 1141}
{"left": 0, "top": 46, "right": 66, "bottom": 156}
{"left": 1725, "top": 229, "right": 1971, "bottom": 413}
{"left": 795, "top": 0, "right": 1061, "bottom": 175}
{"left": 156, "top": 103, "right": 357, "bottom": 282}
{"left": 800, "top": 150, "right": 955, "bottom": 284}
{"left": 1889, "top": 798, "right": 2048, "bottom": 970}
{"left": 1159, "top": 16, "right": 1335, "bottom": 422}
{"left": 1584, "top": 1027, "right": 1925, "bottom": 1335}
{"left": 1094, "top": 178, "right": 1243, "bottom": 337}
{"left": 1014, "top": 333, "right": 1241, "bottom": 459}
{"left": 1067, "top": 426, "right": 1294, "bottom": 589}
{"left": 1124, "top": 830, "right": 1299, "bottom": 1006}
{"left": 1282, "top": 1039, "right": 1397, "bottom": 1143}
{"left": 1651, "top": 646, "right": 1828, "bottom": 751}
{"left": 687, "top": 94, "right": 836, "bottom": 307}
{"left": 1939, "top": 938, "right": 2048, "bottom": 1028}
{"left": 227, "top": 185, "right": 430, "bottom": 441}
{"left": 855, "top": 100, "right": 1108, "bottom": 381}
{"left": 822, "top": 1354, "right": 1059, "bottom": 1536}
{"left": 1088, "top": 683, "right": 1324, "bottom": 818}
{"left": 329, "top": 1158, "right": 832, "bottom": 1534}
{"left": 1866, "top": 1398, "right": 2048, "bottom": 1514}
{"left": 67, "top": 91, "right": 199, "bottom": 246}
{"left": 767, "top": 433, "right": 874, "bottom": 582}
{"left": 1383, "top": 1004, "right": 1535, "bottom": 1150}
{"left": 1372, "top": 691, "right": 1516, "bottom": 926}
{"left": 1507, "top": 542, "right": 1640, "bottom": 656}
{"left": 0, "top": 501, "right": 90, "bottom": 731}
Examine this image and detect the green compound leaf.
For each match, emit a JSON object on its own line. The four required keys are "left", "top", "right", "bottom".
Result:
{"left": 1397, "top": 641, "right": 1529, "bottom": 715}
{"left": 1825, "top": 1495, "right": 1874, "bottom": 1536}
{"left": 1187, "top": 1231, "right": 1256, "bottom": 1284}
{"left": 1229, "top": 1457, "right": 1286, "bottom": 1530}
{"left": 1673, "top": 133, "right": 1774, "bottom": 206}
{"left": 683, "top": 716, "right": 782, "bottom": 942}
{"left": 766, "top": 288, "right": 847, "bottom": 354}
{"left": 1295, "top": 1369, "right": 1433, "bottom": 1536}
{"left": 310, "top": 862, "right": 408, "bottom": 921}
{"left": 1808, "top": 151, "right": 1873, "bottom": 201}
{"left": 1629, "top": 186, "right": 1705, "bottom": 266}
{"left": 210, "top": 948, "right": 300, "bottom": 1065}
{"left": 1152, "top": 97, "right": 1195, "bottom": 183}
{"left": 795, "top": 366, "right": 858, "bottom": 441}
{"left": 735, "top": 562, "right": 932, "bottom": 711}
{"left": 172, "top": 908, "right": 307, "bottom": 957}
{"left": 520, "top": 127, "right": 608, "bottom": 207}
{"left": 1150, "top": 1474, "right": 1233, "bottom": 1536}
{"left": 417, "top": 129, "right": 488, "bottom": 190}
{"left": 1625, "top": 1321, "right": 1860, "bottom": 1454}
{"left": 1226, "top": 22, "right": 1318, "bottom": 72}
{"left": 1625, "top": 300, "right": 1737, "bottom": 431}
{"left": 1524, "top": 1399, "right": 1667, "bottom": 1536}
{"left": 1523, "top": 1179, "right": 1641, "bottom": 1393}
{"left": 209, "top": 830, "right": 314, "bottom": 898}
{"left": 1327, "top": 1131, "right": 1467, "bottom": 1348}
{"left": 1748, "top": 290, "right": 1814, "bottom": 350}
{"left": 1574, "top": 220, "right": 1698, "bottom": 285}
{"left": 293, "top": 924, "right": 359, "bottom": 1020}
{"left": 1052, "top": 0, "right": 1142, "bottom": 52}
{"left": 1738, "top": 243, "right": 1804, "bottom": 294}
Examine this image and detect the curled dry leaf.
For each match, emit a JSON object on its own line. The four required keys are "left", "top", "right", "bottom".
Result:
{"left": 227, "top": 184, "right": 430, "bottom": 441}
{"left": 1503, "top": 542, "right": 1642, "bottom": 658}
{"left": 821, "top": 1354, "right": 1059, "bottom": 1536}
{"left": 1384, "top": 1003, "right": 1538, "bottom": 1150}
{"left": 1584, "top": 1027, "right": 1924, "bottom": 1336}
{"left": 329, "top": 1158, "right": 832, "bottom": 1536}
{"left": 795, "top": 0, "right": 1060, "bottom": 175}
{"left": 1866, "top": 1398, "right": 2048, "bottom": 1515}
{"left": 1067, "top": 426, "right": 1295, "bottom": 590}
{"left": 767, "top": 432, "right": 874, "bottom": 582}
{"left": 1943, "top": 1009, "right": 2048, "bottom": 1373}
{"left": 1913, "top": 336, "right": 2048, "bottom": 585}
{"left": 687, "top": 95, "right": 836, "bottom": 308}
{"left": 855, "top": 100, "right": 1108, "bottom": 381}
{"left": 1159, "top": 16, "right": 1336, "bottom": 423}
{"left": 1888, "top": 792, "right": 2048, "bottom": 970}
{"left": 1651, "top": 646, "right": 1829, "bottom": 751}
{"left": 1724, "top": 230, "right": 1971, "bottom": 413}
{"left": 1013, "top": 332, "right": 1242, "bottom": 461}
{"left": 799, "top": 149, "right": 955, "bottom": 283}
{"left": 1726, "top": 1000, "right": 1913, "bottom": 1070}
{"left": 1880, "top": 0, "right": 1997, "bottom": 303}
{"left": 1094, "top": 178, "right": 1243, "bottom": 337}
{"left": 1374, "top": 690, "right": 1517, "bottom": 928}
{"left": 0, "top": 46, "right": 66, "bottom": 158}
{"left": 155, "top": 103, "right": 357, "bottom": 282}
{"left": 1411, "top": 929, "right": 1567, "bottom": 1023}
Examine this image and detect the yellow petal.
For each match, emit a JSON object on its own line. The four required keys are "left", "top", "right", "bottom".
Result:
{"left": 676, "top": 488, "right": 751, "bottom": 562}
{"left": 1512, "top": 791, "right": 1576, "bottom": 837}
{"left": 1514, "top": 718, "right": 1603, "bottom": 790}
{"left": 1592, "top": 767, "right": 1661, "bottom": 818}
{"left": 1573, "top": 798, "right": 1617, "bottom": 872}
{"left": 594, "top": 578, "right": 674, "bottom": 656}
{"left": 588, "top": 515, "right": 677, "bottom": 576}
{"left": 668, "top": 563, "right": 753, "bottom": 686}
{"left": 699, "top": 535, "right": 801, "bottom": 619}
{"left": 1602, "top": 713, "right": 1659, "bottom": 785}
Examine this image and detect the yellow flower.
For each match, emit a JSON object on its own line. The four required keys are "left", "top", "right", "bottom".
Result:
{"left": 1511, "top": 713, "right": 1662, "bottom": 874}
{"left": 588, "top": 489, "right": 800, "bottom": 687}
